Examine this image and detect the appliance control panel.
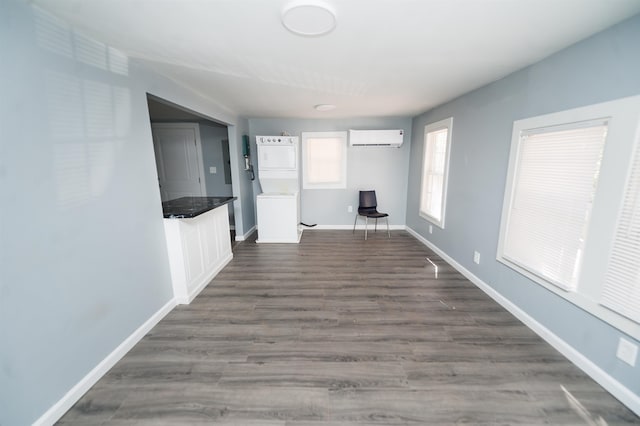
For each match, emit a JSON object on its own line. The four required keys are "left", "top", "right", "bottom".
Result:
{"left": 256, "top": 136, "right": 298, "bottom": 145}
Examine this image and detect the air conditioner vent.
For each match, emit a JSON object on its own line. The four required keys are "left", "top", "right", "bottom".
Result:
{"left": 348, "top": 129, "right": 404, "bottom": 147}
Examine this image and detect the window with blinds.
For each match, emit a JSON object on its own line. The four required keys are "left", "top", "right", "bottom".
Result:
{"left": 497, "top": 95, "right": 640, "bottom": 340}
{"left": 302, "top": 131, "right": 347, "bottom": 189}
{"left": 601, "top": 136, "right": 640, "bottom": 324}
{"left": 419, "top": 117, "right": 453, "bottom": 228}
{"left": 499, "top": 120, "right": 608, "bottom": 291}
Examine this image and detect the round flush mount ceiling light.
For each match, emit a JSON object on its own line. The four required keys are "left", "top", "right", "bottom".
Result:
{"left": 314, "top": 104, "right": 336, "bottom": 111}
{"left": 282, "top": 1, "right": 336, "bottom": 37}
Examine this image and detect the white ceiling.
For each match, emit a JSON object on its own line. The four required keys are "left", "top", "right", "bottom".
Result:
{"left": 33, "top": 0, "right": 640, "bottom": 119}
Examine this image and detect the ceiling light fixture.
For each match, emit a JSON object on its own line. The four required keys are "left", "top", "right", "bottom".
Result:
{"left": 282, "top": 1, "right": 337, "bottom": 37}
{"left": 314, "top": 104, "right": 336, "bottom": 111}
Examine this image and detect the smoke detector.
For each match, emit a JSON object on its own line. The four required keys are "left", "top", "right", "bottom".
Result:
{"left": 282, "top": 1, "right": 337, "bottom": 37}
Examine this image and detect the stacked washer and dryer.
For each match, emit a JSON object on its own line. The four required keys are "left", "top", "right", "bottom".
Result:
{"left": 255, "top": 135, "right": 303, "bottom": 243}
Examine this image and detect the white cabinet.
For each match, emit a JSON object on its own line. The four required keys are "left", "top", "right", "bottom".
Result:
{"left": 163, "top": 204, "right": 232, "bottom": 304}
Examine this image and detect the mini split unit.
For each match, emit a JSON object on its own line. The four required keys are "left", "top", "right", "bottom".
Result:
{"left": 348, "top": 129, "right": 404, "bottom": 147}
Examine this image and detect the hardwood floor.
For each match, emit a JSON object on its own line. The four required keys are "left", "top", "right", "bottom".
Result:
{"left": 58, "top": 230, "right": 639, "bottom": 425}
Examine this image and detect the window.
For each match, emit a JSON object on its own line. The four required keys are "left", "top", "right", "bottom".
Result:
{"left": 499, "top": 120, "right": 608, "bottom": 291}
{"left": 419, "top": 117, "right": 452, "bottom": 227}
{"left": 601, "top": 136, "right": 640, "bottom": 324}
{"left": 497, "top": 95, "right": 640, "bottom": 340}
{"left": 302, "top": 131, "right": 347, "bottom": 189}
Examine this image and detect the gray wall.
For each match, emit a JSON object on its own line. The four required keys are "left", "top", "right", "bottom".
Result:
{"left": 0, "top": 1, "right": 250, "bottom": 424}
{"left": 200, "top": 124, "right": 233, "bottom": 197}
{"left": 231, "top": 117, "right": 255, "bottom": 236}
{"left": 406, "top": 14, "right": 640, "bottom": 396}
{"left": 200, "top": 124, "right": 234, "bottom": 224}
{"left": 249, "top": 117, "right": 412, "bottom": 226}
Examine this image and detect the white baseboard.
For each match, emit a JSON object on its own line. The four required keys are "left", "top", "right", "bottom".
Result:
{"left": 235, "top": 225, "right": 256, "bottom": 241}
{"left": 33, "top": 298, "right": 177, "bottom": 426}
{"left": 310, "top": 224, "right": 407, "bottom": 230}
{"left": 406, "top": 226, "right": 640, "bottom": 417}
{"left": 240, "top": 224, "right": 406, "bottom": 235}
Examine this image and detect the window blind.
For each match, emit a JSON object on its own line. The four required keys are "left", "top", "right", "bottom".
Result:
{"left": 306, "top": 137, "right": 342, "bottom": 184}
{"left": 502, "top": 121, "right": 608, "bottom": 291}
{"left": 601, "top": 136, "right": 640, "bottom": 324}
{"left": 301, "top": 131, "right": 347, "bottom": 189}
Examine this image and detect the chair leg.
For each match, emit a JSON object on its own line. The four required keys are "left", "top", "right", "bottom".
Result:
{"left": 353, "top": 214, "right": 358, "bottom": 233}
{"left": 364, "top": 217, "right": 368, "bottom": 240}
{"left": 386, "top": 216, "right": 390, "bottom": 238}
{"left": 375, "top": 218, "right": 378, "bottom": 232}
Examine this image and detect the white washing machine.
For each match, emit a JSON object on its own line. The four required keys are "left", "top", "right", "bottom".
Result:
{"left": 256, "top": 192, "right": 301, "bottom": 243}
{"left": 255, "top": 135, "right": 302, "bottom": 243}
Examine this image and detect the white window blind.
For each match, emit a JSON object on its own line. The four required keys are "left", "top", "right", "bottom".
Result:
{"left": 302, "top": 131, "right": 347, "bottom": 189}
{"left": 419, "top": 118, "right": 452, "bottom": 227}
{"left": 601, "top": 136, "right": 640, "bottom": 324}
{"left": 501, "top": 121, "right": 608, "bottom": 291}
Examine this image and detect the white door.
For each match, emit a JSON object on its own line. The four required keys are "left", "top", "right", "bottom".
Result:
{"left": 152, "top": 123, "right": 206, "bottom": 201}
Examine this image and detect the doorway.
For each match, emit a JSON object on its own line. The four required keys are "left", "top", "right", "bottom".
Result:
{"left": 146, "top": 95, "right": 236, "bottom": 235}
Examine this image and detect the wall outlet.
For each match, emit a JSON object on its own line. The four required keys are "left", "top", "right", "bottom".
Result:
{"left": 473, "top": 251, "right": 481, "bottom": 264}
{"left": 347, "top": 205, "right": 353, "bottom": 213}
{"left": 616, "top": 337, "right": 638, "bottom": 366}
{"left": 209, "top": 166, "right": 217, "bottom": 174}
{"left": 429, "top": 224, "right": 433, "bottom": 234}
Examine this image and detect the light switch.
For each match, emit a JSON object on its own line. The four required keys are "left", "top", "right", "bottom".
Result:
{"left": 209, "top": 166, "right": 217, "bottom": 174}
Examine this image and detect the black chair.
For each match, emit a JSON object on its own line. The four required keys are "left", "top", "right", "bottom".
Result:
{"left": 353, "top": 190, "right": 390, "bottom": 240}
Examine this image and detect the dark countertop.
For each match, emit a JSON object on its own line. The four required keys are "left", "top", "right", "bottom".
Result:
{"left": 162, "top": 196, "right": 236, "bottom": 219}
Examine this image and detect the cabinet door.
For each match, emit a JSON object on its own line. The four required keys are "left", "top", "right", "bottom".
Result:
{"left": 201, "top": 210, "right": 220, "bottom": 268}
{"left": 215, "top": 205, "right": 232, "bottom": 256}
{"left": 180, "top": 221, "right": 205, "bottom": 286}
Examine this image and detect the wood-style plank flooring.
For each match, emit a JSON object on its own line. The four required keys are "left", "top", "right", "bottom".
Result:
{"left": 58, "top": 230, "right": 640, "bottom": 425}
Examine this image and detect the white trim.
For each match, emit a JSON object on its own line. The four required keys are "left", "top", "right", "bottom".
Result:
{"left": 33, "top": 299, "right": 177, "bottom": 426}
{"left": 419, "top": 117, "right": 453, "bottom": 229}
{"left": 311, "top": 224, "right": 406, "bottom": 230}
{"left": 235, "top": 225, "right": 256, "bottom": 241}
{"left": 406, "top": 226, "right": 640, "bottom": 417}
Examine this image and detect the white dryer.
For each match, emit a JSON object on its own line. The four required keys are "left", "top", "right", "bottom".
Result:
{"left": 255, "top": 135, "right": 302, "bottom": 243}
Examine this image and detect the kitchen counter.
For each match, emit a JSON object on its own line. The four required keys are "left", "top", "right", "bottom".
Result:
{"left": 162, "top": 196, "right": 236, "bottom": 219}
{"left": 162, "top": 196, "right": 235, "bottom": 304}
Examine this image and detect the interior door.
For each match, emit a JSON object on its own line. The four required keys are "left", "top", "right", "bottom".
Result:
{"left": 152, "top": 124, "right": 205, "bottom": 201}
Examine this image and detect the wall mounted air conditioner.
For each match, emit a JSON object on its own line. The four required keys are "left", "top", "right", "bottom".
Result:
{"left": 348, "top": 129, "right": 404, "bottom": 147}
